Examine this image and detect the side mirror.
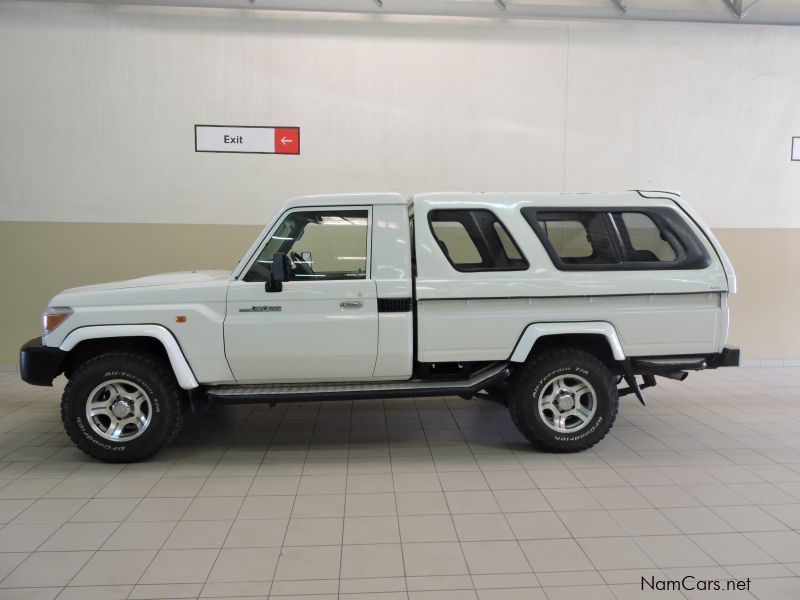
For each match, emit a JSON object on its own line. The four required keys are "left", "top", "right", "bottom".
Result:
{"left": 265, "top": 253, "right": 291, "bottom": 293}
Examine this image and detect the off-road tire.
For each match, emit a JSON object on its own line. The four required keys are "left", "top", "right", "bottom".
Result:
{"left": 509, "top": 349, "right": 618, "bottom": 453}
{"left": 61, "top": 352, "right": 185, "bottom": 462}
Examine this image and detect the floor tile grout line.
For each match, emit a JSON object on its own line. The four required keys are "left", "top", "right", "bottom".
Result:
{"left": 336, "top": 399, "right": 354, "bottom": 596}
{"left": 266, "top": 398, "right": 322, "bottom": 594}
{"left": 194, "top": 404, "right": 265, "bottom": 600}
{"left": 0, "top": 472, "right": 133, "bottom": 587}
{"left": 441, "top": 393, "right": 509, "bottom": 595}
{"left": 7, "top": 473, "right": 143, "bottom": 594}
{"left": 387, "top": 397, "right": 410, "bottom": 598}
{"left": 121, "top": 423, "right": 230, "bottom": 600}
{"left": 2, "top": 524, "right": 800, "bottom": 552}
{"left": 471, "top": 399, "right": 589, "bottom": 592}
{"left": 257, "top": 400, "right": 295, "bottom": 598}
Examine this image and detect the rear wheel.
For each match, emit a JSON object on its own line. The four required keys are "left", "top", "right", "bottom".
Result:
{"left": 61, "top": 352, "right": 184, "bottom": 462}
{"left": 509, "top": 349, "right": 618, "bottom": 452}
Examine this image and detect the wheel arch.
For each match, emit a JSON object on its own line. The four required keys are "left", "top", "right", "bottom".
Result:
{"left": 509, "top": 322, "right": 625, "bottom": 368}
{"left": 59, "top": 325, "right": 199, "bottom": 390}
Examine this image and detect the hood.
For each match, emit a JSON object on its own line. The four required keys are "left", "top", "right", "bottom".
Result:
{"left": 61, "top": 270, "right": 231, "bottom": 294}
{"left": 50, "top": 270, "right": 232, "bottom": 306}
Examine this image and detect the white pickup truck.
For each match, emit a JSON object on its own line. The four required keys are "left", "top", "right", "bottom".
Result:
{"left": 20, "top": 191, "right": 739, "bottom": 462}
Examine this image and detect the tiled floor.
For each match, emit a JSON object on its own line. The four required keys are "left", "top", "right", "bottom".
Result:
{"left": 0, "top": 366, "right": 798, "bottom": 599}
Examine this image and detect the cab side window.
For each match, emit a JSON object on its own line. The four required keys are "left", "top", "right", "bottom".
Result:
{"left": 430, "top": 220, "right": 482, "bottom": 265}
{"left": 429, "top": 209, "right": 528, "bottom": 272}
{"left": 494, "top": 222, "right": 525, "bottom": 263}
{"left": 244, "top": 210, "right": 369, "bottom": 282}
{"left": 615, "top": 212, "right": 678, "bottom": 262}
{"left": 536, "top": 213, "right": 616, "bottom": 265}
{"left": 523, "top": 207, "right": 709, "bottom": 271}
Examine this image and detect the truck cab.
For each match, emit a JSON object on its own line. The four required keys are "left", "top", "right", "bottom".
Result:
{"left": 226, "top": 193, "right": 414, "bottom": 383}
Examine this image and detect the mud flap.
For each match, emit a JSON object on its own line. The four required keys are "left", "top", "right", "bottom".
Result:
{"left": 618, "top": 359, "right": 656, "bottom": 406}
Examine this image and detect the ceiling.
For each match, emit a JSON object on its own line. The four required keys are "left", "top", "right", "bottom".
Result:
{"left": 21, "top": 0, "right": 800, "bottom": 26}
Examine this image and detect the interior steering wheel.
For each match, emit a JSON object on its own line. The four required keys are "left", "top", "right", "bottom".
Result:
{"left": 289, "top": 251, "right": 315, "bottom": 276}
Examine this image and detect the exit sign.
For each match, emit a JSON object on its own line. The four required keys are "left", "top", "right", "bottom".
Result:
{"left": 195, "top": 125, "right": 300, "bottom": 155}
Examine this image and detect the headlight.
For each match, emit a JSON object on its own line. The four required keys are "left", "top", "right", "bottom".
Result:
{"left": 42, "top": 307, "right": 73, "bottom": 337}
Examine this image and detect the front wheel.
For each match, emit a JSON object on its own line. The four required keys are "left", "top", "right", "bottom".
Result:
{"left": 509, "top": 349, "right": 618, "bottom": 452}
{"left": 61, "top": 352, "right": 185, "bottom": 462}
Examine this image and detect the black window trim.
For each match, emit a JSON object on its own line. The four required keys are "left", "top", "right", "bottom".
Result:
{"left": 522, "top": 206, "right": 711, "bottom": 272}
{"left": 242, "top": 206, "right": 372, "bottom": 282}
{"left": 428, "top": 208, "right": 529, "bottom": 273}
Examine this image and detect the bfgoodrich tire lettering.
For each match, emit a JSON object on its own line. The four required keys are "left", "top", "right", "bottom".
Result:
{"left": 62, "top": 352, "right": 184, "bottom": 462}
{"left": 509, "top": 349, "right": 618, "bottom": 453}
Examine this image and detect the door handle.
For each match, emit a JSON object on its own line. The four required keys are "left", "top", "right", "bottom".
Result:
{"left": 340, "top": 301, "right": 363, "bottom": 309}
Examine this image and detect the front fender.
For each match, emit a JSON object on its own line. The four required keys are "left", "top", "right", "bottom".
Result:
{"left": 59, "top": 324, "right": 200, "bottom": 389}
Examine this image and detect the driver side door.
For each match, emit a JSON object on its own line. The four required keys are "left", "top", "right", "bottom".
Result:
{"left": 224, "top": 206, "right": 378, "bottom": 383}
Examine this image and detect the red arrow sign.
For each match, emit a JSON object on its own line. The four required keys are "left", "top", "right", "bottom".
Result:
{"left": 274, "top": 127, "right": 300, "bottom": 155}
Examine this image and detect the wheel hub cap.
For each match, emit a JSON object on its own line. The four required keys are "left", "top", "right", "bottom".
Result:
{"left": 85, "top": 379, "right": 153, "bottom": 442}
{"left": 554, "top": 391, "right": 575, "bottom": 411}
{"left": 536, "top": 373, "right": 598, "bottom": 434}
{"left": 111, "top": 398, "right": 134, "bottom": 419}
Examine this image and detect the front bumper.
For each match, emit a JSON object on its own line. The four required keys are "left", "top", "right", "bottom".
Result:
{"left": 20, "top": 337, "right": 66, "bottom": 386}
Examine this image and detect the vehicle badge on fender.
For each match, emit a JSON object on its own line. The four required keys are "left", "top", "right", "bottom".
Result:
{"left": 239, "top": 305, "right": 282, "bottom": 312}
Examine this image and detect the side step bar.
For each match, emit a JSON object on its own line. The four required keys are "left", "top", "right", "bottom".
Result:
{"left": 206, "top": 362, "right": 511, "bottom": 404}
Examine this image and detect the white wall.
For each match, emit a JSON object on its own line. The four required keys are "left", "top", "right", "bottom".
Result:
{"left": 564, "top": 20, "right": 800, "bottom": 226}
{"left": 1, "top": 1, "right": 799, "bottom": 228}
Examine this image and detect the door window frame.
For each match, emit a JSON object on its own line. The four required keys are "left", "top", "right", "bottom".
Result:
{"left": 239, "top": 205, "right": 373, "bottom": 283}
